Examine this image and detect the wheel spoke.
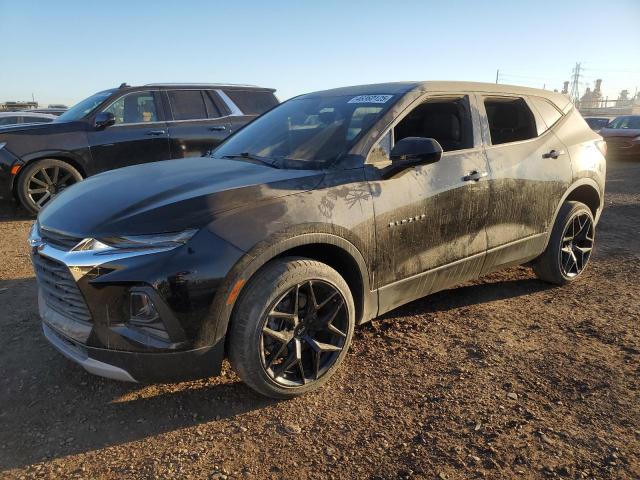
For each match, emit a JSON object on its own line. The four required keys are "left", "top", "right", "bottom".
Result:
{"left": 27, "top": 188, "right": 48, "bottom": 194}
{"left": 58, "top": 172, "right": 73, "bottom": 185}
{"left": 263, "top": 327, "right": 294, "bottom": 344}
{"left": 268, "top": 310, "right": 296, "bottom": 319}
{"left": 307, "top": 281, "right": 319, "bottom": 309}
{"left": 52, "top": 166, "right": 59, "bottom": 184}
{"left": 35, "top": 192, "right": 51, "bottom": 206}
{"left": 327, "top": 322, "right": 347, "bottom": 338}
{"left": 297, "top": 359, "right": 306, "bottom": 385}
{"left": 41, "top": 169, "right": 53, "bottom": 186}
{"left": 316, "top": 290, "right": 339, "bottom": 310}
{"left": 313, "top": 350, "right": 321, "bottom": 380}
{"left": 305, "top": 336, "right": 342, "bottom": 353}
{"left": 274, "top": 350, "right": 299, "bottom": 377}
{"left": 265, "top": 341, "right": 289, "bottom": 369}
{"left": 322, "top": 299, "right": 344, "bottom": 326}
{"left": 30, "top": 177, "right": 48, "bottom": 188}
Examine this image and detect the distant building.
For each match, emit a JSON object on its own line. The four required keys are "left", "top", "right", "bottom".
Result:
{"left": 0, "top": 101, "right": 38, "bottom": 112}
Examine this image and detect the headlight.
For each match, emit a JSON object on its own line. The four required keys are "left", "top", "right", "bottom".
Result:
{"left": 0, "top": 142, "right": 6, "bottom": 150}
{"left": 633, "top": 135, "right": 640, "bottom": 143}
{"left": 74, "top": 229, "right": 198, "bottom": 252}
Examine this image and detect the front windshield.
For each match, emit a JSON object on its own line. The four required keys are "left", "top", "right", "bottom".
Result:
{"left": 213, "top": 94, "right": 395, "bottom": 168}
{"left": 55, "top": 90, "right": 114, "bottom": 122}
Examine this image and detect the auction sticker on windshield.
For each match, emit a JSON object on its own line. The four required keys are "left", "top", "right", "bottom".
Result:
{"left": 348, "top": 95, "right": 393, "bottom": 104}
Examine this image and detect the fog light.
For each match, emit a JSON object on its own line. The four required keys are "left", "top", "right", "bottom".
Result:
{"left": 130, "top": 291, "right": 159, "bottom": 324}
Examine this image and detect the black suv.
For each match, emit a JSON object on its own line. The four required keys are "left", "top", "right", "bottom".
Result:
{"left": 30, "top": 81, "right": 606, "bottom": 398}
{"left": 0, "top": 83, "right": 278, "bottom": 213}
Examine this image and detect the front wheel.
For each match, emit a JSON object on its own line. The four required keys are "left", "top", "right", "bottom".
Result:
{"left": 17, "top": 159, "right": 83, "bottom": 215}
{"left": 228, "top": 257, "right": 355, "bottom": 399}
{"left": 532, "top": 201, "right": 595, "bottom": 285}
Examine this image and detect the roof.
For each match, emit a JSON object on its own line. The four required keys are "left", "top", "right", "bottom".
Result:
{"left": 299, "top": 81, "right": 571, "bottom": 110}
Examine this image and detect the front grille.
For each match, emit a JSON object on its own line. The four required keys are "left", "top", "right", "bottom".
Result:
{"left": 32, "top": 253, "right": 92, "bottom": 323}
{"left": 39, "top": 228, "right": 82, "bottom": 251}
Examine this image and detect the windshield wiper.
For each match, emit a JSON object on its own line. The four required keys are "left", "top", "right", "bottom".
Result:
{"left": 221, "top": 152, "right": 280, "bottom": 169}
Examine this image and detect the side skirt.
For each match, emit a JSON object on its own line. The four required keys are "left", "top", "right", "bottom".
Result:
{"left": 376, "top": 234, "right": 546, "bottom": 317}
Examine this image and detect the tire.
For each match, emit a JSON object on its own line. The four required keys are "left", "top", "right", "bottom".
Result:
{"left": 17, "top": 158, "right": 83, "bottom": 215}
{"left": 228, "top": 257, "right": 355, "bottom": 399}
{"left": 532, "top": 201, "right": 595, "bottom": 285}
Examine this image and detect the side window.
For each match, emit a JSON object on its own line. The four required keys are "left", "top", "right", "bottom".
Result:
{"left": 104, "top": 91, "right": 158, "bottom": 124}
{"left": 222, "top": 89, "right": 278, "bottom": 115}
{"left": 168, "top": 90, "right": 207, "bottom": 121}
{"left": 529, "top": 96, "right": 563, "bottom": 134}
{"left": 484, "top": 97, "right": 537, "bottom": 145}
{"left": 203, "top": 91, "right": 222, "bottom": 118}
{"left": 0, "top": 116, "right": 20, "bottom": 125}
{"left": 394, "top": 96, "right": 474, "bottom": 152}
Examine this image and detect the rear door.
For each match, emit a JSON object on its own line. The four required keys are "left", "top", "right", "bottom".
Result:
{"left": 478, "top": 94, "right": 572, "bottom": 273}
{"left": 366, "top": 93, "right": 491, "bottom": 313}
{"left": 88, "top": 90, "right": 171, "bottom": 172}
{"left": 165, "top": 89, "right": 231, "bottom": 158}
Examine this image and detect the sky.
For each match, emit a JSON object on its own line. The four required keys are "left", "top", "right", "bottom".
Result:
{"left": 1, "top": 0, "right": 639, "bottom": 107}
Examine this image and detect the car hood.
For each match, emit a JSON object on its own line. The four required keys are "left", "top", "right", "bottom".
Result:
{"left": 38, "top": 157, "right": 324, "bottom": 237}
{"left": 0, "top": 121, "right": 66, "bottom": 135}
{"left": 599, "top": 128, "right": 640, "bottom": 138}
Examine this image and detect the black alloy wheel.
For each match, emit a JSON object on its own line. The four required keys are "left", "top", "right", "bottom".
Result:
{"left": 558, "top": 212, "right": 594, "bottom": 278}
{"left": 17, "top": 159, "right": 83, "bottom": 214}
{"left": 260, "top": 280, "right": 348, "bottom": 386}
{"left": 228, "top": 257, "right": 355, "bottom": 399}
{"left": 532, "top": 201, "right": 596, "bottom": 285}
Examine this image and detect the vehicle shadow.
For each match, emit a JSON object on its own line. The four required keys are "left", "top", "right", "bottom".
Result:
{"left": 377, "top": 273, "right": 555, "bottom": 322}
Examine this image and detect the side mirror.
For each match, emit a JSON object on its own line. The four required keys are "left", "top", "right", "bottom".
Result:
{"left": 94, "top": 111, "right": 115, "bottom": 129}
{"left": 383, "top": 137, "right": 443, "bottom": 178}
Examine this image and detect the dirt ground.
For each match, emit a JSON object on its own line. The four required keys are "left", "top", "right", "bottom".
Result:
{"left": 0, "top": 160, "right": 638, "bottom": 480}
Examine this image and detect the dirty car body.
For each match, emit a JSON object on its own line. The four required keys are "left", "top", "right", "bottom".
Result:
{"left": 29, "top": 81, "right": 606, "bottom": 389}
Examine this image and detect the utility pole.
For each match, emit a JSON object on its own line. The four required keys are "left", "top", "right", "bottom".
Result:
{"left": 495, "top": 69, "right": 499, "bottom": 84}
{"left": 569, "top": 62, "right": 582, "bottom": 104}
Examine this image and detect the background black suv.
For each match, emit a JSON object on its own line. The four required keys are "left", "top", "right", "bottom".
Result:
{"left": 0, "top": 83, "right": 278, "bottom": 213}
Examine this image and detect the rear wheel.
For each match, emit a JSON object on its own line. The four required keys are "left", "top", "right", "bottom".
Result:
{"left": 17, "top": 159, "right": 83, "bottom": 215}
{"left": 532, "top": 201, "right": 595, "bottom": 285}
{"left": 228, "top": 257, "right": 355, "bottom": 399}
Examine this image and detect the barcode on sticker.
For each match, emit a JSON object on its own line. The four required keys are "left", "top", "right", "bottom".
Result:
{"left": 348, "top": 95, "right": 393, "bottom": 104}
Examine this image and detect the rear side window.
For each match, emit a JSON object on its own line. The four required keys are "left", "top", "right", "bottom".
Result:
{"left": 168, "top": 90, "right": 207, "bottom": 121}
{"left": 202, "top": 91, "right": 222, "bottom": 118}
{"left": 484, "top": 97, "right": 537, "bottom": 145}
{"left": 0, "top": 116, "right": 20, "bottom": 126}
{"left": 223, "top": 89, "right": 278, "bottom": 115}
{"left": 529, "top": 96, "right": 563, "bottom": 134}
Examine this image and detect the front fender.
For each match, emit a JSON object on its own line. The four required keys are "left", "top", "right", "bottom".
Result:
{"left": 195, "top": 228, "right": 375, "bottom": 350}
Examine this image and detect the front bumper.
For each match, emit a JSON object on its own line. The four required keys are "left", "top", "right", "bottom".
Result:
{"left": 43, "top": 322, "right": 224, "bottom": 382}
{"left": 31, "top": 225, "right": 245, "bottom": 382}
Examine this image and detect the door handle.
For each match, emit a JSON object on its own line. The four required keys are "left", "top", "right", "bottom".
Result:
{"left": 146, "top": 129, "right": 166, "bottom": 136}
{"left": 463, "top": 170, "right": 488, "bottom": 182}
{"left": 209, "top": 125, "right": 226, "bottom": 131}
{"left": 542, "top": 149, "right": 565, "bottom": 159}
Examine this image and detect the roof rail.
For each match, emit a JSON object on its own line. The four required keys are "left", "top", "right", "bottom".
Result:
{"left": 143, "top": 83, "right": 262, "bottom": 88}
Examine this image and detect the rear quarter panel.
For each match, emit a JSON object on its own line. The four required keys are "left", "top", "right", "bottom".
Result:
{"left": 552, "top": 108, "right": 606, "bottom": 202}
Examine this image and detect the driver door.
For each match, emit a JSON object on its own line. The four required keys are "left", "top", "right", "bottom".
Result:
{"left": 365, "top": 93, "right": 490, "bottom": 313}
{"left": 88, "top": 90, "right": 170, "bottom": 173}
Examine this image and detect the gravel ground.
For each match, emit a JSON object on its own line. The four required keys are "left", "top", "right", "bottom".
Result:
{"left": 0, "top": 160, "right": 638, "bottom": 479}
